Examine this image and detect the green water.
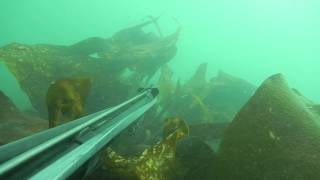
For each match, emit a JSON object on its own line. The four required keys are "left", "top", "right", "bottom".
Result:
{"left": 0, "top": 0, "right": 319, "bottom": 105}
{"left": 1, "top": 2, "right": 320, "bottom": 179}
{"left": 0, "top": 62, "right": 34, "bottom": 110}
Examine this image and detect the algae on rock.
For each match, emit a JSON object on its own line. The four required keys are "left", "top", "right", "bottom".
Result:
{"left": 218, "top": 73, "right": 320, "bottom": 180}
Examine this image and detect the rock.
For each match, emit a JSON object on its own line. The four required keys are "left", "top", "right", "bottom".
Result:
{"left": 189, "top": 122, "right": 229, "bottom": 141}
{"left": 183, "top": 62, "right": 209, "bottom": 97}
{"left": 204, "top": 71, "right": 256, "bottom": 122}
{"left": 159, "top": 63, "right": 214, "bottom": 124}
{"left": 173, "top": 137, "right": 217, "bottom": 180}
{"left": 0, "top": 90, "right": 47, "bottom": 145}
{"left": 154, "top": 67, "right": 255, "bottom": 126}
{"left": 0, "top": 90, "right": 20, "bottom": 118}
{"left": 218, "top": 73, "right": 320, "bottom": 180}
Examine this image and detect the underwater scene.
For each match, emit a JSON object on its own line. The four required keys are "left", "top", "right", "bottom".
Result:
{"left": 1, "top": 0, "right": 320, "bottom": 180}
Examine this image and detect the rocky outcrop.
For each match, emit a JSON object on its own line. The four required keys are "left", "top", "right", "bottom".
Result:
{"left": 218, "top": 74, "right": 320, "bottom": 180}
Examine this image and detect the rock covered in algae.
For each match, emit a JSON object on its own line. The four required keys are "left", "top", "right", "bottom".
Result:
{"left": 217, "top": 73, "right": 320, "bottom": 180}
{"left": 0, "top": 90, "right": 46, "bottom": 145}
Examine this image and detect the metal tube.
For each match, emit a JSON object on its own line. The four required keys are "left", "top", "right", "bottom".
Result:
{"left": 30, "top": 97, "right": 157, "bottom": 180}
{"left": 0, "top": 90, "right": 150, "bottom": 176}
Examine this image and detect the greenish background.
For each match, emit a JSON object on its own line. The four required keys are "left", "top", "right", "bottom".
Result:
{"left": 0, "top": 0, "right": 319, "bottom": 110}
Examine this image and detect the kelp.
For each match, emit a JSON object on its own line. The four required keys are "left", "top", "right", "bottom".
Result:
{"left": 0, "top": 19, "right": 180, "bottom": 117}
{"left": 46, "top": 77, "right": 91, "bottom": 127}
{"left": 103, "top": 117, "right": 189, "bottom": 180}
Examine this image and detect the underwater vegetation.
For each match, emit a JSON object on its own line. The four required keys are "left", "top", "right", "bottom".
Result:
{"left": 151, "top": 63, "right": 255, "bottom": 126}
{"left": 103, "top": 118, "right": 188, "bottom": 180}
{"left": 0, "top": 17, "right": 180, "bottom": 117}
{"left": 46, "top": 77, "right": 91, "bottom": 127}
{"left": 0, "top": 16, "right": 320, "bottom": 180}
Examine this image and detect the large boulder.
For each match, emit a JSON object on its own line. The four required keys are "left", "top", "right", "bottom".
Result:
{"left": 218, "top": 73, "right": 320, "bottom": 180}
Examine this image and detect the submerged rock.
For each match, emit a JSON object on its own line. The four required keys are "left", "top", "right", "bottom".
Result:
{"left": 183, "top": 62, "right": 209, "bottom": 97}
{"left": 146, "top": 66, "right": 255, "bottom": 149}
{"left": 0, "top": 90, "right": 20, "bottom": 117}
{"left": 0, "top": 90, "right": 46, "bottom": 145}
{"left": 189, "top": 122, "right": 229, "bottom": 141}
{"left": 173, "top": 137, "right": 217, "bottom": 180}
{"left": 204, "top": 71, "right": 256, "bottom": 122}
{"left": 164, "top": 69, "right": 255, "bottom": 124}
{"left": 218, "top": 73, "right": 320, "bottom": 180}
{"left": 156, "top": 63, "right": 214, "bottom": 124}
